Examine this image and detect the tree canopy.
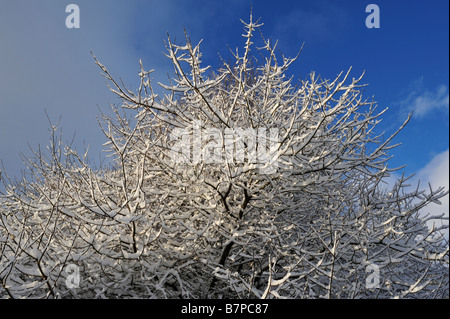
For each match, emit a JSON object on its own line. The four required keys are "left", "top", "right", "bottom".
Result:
{"left": 0, "top": 14, "right": 448, "bottom": 299}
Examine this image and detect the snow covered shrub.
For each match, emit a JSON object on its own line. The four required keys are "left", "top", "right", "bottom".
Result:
{"left": 0, "top": 14, "right": 448, "bottom": 299}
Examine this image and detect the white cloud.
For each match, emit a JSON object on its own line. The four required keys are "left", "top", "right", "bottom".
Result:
{"left": 398, "top": 78, "right": 449, "bottom": 119}
{"left": 412, "top": 85, "right": 449, "bottom": 118}
{"left": 416, "top": 149, "right": 449, "bottom": 192}
{"left": 380, "top": 150, "right": 449, "bottom": 239}
{"left": 415, "top": 149, "right": 449, "bottom": 238}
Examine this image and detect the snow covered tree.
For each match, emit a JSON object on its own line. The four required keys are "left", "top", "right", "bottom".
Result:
{"left": 0, "top": 14, "right": 448, "bottom": 299}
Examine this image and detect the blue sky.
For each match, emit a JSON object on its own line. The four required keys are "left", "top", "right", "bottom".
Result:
{"left": 0, "top": 0, "right": 448, "bottom": 214}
